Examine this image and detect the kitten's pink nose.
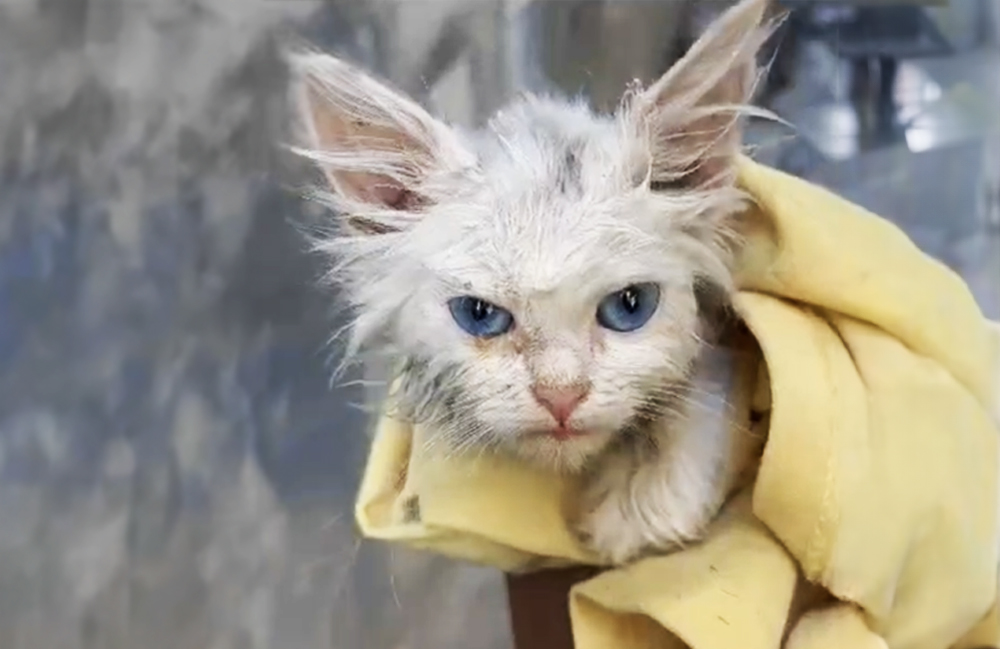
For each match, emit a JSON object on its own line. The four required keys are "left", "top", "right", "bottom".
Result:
{"left": 532, "top": 384, "right": 589, "bottom": 425}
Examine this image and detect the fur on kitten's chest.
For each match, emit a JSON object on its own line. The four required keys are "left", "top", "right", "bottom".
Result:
{"left": 570, "top": 321, "right": 766, "bottom": 565}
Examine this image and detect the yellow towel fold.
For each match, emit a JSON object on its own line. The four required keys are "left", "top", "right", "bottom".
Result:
{"left": 355, "top": 156, "right": 1000, "bottom": 649}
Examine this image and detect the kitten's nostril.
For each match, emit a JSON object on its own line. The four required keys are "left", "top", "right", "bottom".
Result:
{"left": 531, "top": 384, "right": 590, "bottom": 424}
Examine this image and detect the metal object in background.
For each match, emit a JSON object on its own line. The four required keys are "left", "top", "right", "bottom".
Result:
{"left": 775, "top": 0, "right": 1000, "bottom": 160}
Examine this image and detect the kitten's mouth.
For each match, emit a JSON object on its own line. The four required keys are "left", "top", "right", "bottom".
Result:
{"left": 548, "top": 425, "right": 582, "bottom": 441}
{"left": 523, "top": 423, "right": 608, "bottom": 445}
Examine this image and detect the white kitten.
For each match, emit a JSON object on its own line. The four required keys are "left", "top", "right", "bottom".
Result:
{"left": 291, "top": 0, "right": 780, "bottom": 564}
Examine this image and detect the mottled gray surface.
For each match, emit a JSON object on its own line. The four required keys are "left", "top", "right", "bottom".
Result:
{"left": 0, "top": 1, "right": 997, "bottom": 648}
{"left": 0, "top": 2, "right": 510, "bottom": 648}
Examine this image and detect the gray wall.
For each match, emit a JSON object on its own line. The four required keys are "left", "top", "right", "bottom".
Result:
{"left": 0, "top": 1, "right": 514, "bottom": 648}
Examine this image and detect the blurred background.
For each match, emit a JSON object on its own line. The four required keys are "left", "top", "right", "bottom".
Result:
{"left": 0, "top": 0, "right": 998, "bottom": 648}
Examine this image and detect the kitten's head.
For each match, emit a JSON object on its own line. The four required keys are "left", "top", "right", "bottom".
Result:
{"left": 291, "top": 0, "right": 776, "bottom": 471}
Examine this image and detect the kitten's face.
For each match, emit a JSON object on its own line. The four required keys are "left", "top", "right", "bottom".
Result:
{"left": 292, "top": 0, "right": 771, "bottom": 471}
{"left": 385, "top": 103, "right": 719, "bottom": 470}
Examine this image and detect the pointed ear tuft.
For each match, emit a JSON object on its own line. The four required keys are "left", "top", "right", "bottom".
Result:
{"left": 626, "top": 0, "right": 783, "bottom": 189}
{"left": 288, "top": 52, "right": 468, "bottom": 234}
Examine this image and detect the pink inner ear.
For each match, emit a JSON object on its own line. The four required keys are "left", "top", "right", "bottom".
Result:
{"left": 370, "top": 182, "right": 406, "bottom": 208}
{"left": 348, "top": 171, "right": 409, "bottom": 209}
{"left": 304, "top": 80, "right": 429, "bottom": 211}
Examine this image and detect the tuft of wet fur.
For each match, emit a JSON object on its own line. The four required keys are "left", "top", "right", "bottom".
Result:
{"left": 291, "top": 0, "right": 783, "bottom": 562}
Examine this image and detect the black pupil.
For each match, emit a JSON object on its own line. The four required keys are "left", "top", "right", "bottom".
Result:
{"left": 620, "top": 288, "right": 640, "bottom": 313}
{"left": 471, "top": 299, "right": 493, "bottom": 321}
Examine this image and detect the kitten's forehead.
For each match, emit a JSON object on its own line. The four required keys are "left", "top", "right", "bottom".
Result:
{"left": 416, "top": 97, "right": 676, "bottom": 298}
{"left": 473, "top": 97, "right": 639, "bottom": 203}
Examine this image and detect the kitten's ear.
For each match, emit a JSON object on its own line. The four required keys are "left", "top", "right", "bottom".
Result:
{"left": 628, "top": 0, "right": 780, "bottom": 188}
{"left": 289, "top": 52, "right": 469, "bottom": 234}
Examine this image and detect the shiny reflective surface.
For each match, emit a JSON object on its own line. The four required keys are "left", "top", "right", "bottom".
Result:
{"left": 0, "top": 1, "right": 997, "bottom": 648}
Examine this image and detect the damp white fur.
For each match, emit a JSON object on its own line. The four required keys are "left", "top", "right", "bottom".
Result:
{"left": 291, "top": 0, "right": 781, "bottom": 564}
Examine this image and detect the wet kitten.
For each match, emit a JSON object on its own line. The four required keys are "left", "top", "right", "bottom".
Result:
{"left": 291, "top": 0, "right": 779, "bottom": 564}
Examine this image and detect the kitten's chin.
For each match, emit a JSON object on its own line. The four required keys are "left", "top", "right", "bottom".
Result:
{"left": 508, "top": 431, "right": 615, "bottom": 474}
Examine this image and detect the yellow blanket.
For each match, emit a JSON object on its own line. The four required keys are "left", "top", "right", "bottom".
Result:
{"left": 355, "top": 156, "right": 1000, "bottom": 649}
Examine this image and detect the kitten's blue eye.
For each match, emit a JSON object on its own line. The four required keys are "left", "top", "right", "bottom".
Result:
{"left": 448, "top": 296, "right": 514, "bottom": 338}
{"left": 596, "top": 283, "right": 660, "bottom": 332}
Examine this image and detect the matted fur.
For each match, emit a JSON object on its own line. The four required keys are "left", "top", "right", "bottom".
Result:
{"left": 291, "top": 0, "right": 783, "bottom": 563}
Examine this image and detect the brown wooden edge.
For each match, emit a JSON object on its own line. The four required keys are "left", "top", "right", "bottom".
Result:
{"left": 506, "top": 567, "right": 601, "bottom": 649}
